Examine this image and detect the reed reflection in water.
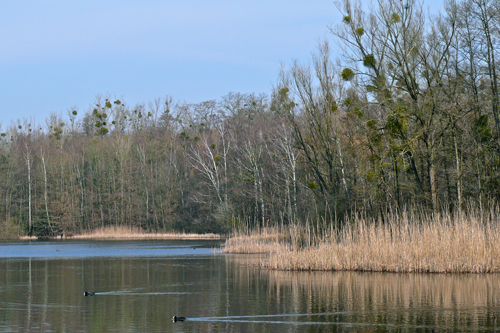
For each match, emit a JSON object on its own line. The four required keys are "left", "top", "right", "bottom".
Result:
{"left": 272, "top": 272, "right": 499, "bottom": 329}
{"left": 224, "top": 255, "right": 500, "bottom": 331}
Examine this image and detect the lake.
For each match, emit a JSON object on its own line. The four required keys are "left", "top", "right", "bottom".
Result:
{"left": 0, "top": 240, "right": 499, "bottom": 332}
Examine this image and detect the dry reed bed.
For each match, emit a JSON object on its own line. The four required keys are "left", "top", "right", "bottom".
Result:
{"left": 73, "top": 226, "right": 223, "bottom": 240}
{"left": 30, "top": 226, "right": 223, "bottom": 240}
{"left": 223, "top": 225, "right": 301, "bottom": 254}
{"left": 224, "top": 213, "right": 500, "bottom": 273}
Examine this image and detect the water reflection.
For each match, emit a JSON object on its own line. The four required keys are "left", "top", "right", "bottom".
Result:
{"left": 0, "top": 241, "right": 499, "bottom": 332}
{"left": 225, "top": 255, "right": 500, "bottom": 331}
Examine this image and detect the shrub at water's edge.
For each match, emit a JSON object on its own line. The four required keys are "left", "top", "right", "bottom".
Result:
{"left": 223, "top": 211, "right": 500, "bottom": 273}
{"left": 0, "top": 218, "right": 23, "bottom": 240}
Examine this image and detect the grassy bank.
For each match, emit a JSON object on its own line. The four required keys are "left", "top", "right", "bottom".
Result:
{"left": 18, "top": 226, "right": 223, "bottom": 240}
{"left": 223, "top": 211, "right": 500, "bottom": 273}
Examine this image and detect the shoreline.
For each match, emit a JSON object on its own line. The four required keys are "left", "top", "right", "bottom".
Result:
{"left": 16, "top": 226, "right": 224, "bottom": 241}
{"left": 17, "top": 233, "right": 224, "bottom": 241}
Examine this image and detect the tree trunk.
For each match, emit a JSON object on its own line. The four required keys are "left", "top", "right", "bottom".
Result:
{"left": 454, "top": 134, "right": 462, "bottom": 211}
{"left": 40, "top": 151, "right": 53, "bottom": 234}
{"left": 25, "top": 143, "right": 33, "bottom": 236}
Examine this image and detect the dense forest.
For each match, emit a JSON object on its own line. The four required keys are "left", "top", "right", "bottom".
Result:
{"left": 1, "top": 0, "right": 499, "bottom": 237}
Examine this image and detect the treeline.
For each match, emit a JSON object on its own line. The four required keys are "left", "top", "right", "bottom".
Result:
{"left": 0, "top": 0, "right": 499, "bottom": 237}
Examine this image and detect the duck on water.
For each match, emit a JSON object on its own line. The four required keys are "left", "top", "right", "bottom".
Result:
{"left": 172, "top": 316, "right": 186, "bottom": 322}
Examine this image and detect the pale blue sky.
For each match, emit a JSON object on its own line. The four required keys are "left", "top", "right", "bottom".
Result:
{"left": 0, "top": 0, "right": 444, "bottom": 129}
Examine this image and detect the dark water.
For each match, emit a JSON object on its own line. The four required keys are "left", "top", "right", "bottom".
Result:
{"left": 1, "top": 240, "right": 499, "bottom": 332}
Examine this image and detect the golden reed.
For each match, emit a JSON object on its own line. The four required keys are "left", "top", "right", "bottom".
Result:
{"left": 223, "top": 210, "right": 500, "bottom": 273}
{"left": 69, "top": 226, "right": 223, "bottom": 240}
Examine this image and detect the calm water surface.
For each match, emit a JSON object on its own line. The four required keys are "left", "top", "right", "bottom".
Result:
{"left": 0, "top": 240, "right": 499, "bottom": 332}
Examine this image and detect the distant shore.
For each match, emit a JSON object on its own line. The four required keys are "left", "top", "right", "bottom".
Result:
{"left": 17, "top": 226, "right": 224, "bottom": 241}
{"left": 223, "top": 212, "right": 500, "bottom": 274}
